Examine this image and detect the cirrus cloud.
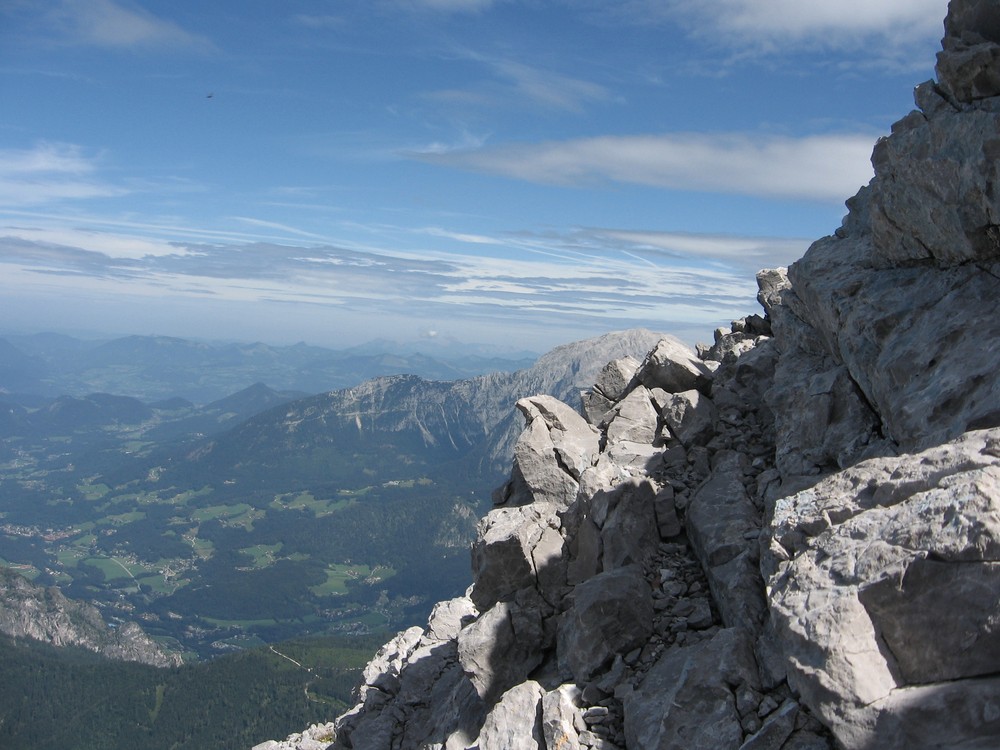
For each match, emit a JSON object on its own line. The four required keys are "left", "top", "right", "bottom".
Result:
{"left": 413, "top": 131, "right": 877, "bottom": 202}
{"left": 40, "top": 0, "right": 213, "bottom": 51}
{"left": 0, "top": 142, "right": 126, "bottom": 206}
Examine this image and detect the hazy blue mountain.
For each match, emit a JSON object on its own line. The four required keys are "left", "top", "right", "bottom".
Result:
{"left": 147, "top": 328, "right": 666, "bottom": 492}
{"left": 27, "top": 393, "right": 154, "bottom": 434}
{"left": 143, "top": 382, "right": 307, "bottom": 441}
{"left": 0, "top": 332, "right": 537, "bottom": 403}
{"left": 0, "top": 338, "right": 44, "bottom": 393}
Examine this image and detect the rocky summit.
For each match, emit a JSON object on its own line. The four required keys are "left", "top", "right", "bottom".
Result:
{"left": 257, "top": 2, "right": 1000, "bottom": 748}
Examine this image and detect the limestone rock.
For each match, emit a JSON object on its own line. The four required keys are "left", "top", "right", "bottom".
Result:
{"left": 623, "top": 628, "right": 760, "bottom": 750}
{"left": 765, "top": 428, "right": 1000, "bottom": 748}
{"left": 937, "top": 0, "right": 1000, "bottom": 103}
{"left": 737, "top": 700, "right": 798, "bottom": 750}
{"left": 660, "top": 389, "right": 717, "bottom": 448}
{"left": 653, "top": 484, "right": 681, "bottom": 538}
{"left": 471, "top": 504, "right": 565, "bottom": 611}
{"left": 541, "top": 684, "right": 583, "bottom": 750}
{"left": 0, "top": 568, "right": 180, "bottom": 667}
{"left": 458, "top": 600, "right": 547, "bottom": 704}
{"left": 252, "top": 724, "right": 337, "bottom": 750}
{"left": 686, "top": 452, "right": 766, "bottom": 632}
{"left": 598, "top": 478, "right": 659, "bottom": 570}
{"left": 557, "top": 565, "right": 653, "bottom": 682}
{"left": 604, "top": 386, "right": 659, "bottom": 446}
{"left": 636, "top": 336, "right": 716, "bottom": 394}
{"left": 582, "top": 356, "right": 640, "bottom": 426}
{"left": 785, "top": 35, "right": 1000, "bottom": 454}
{"left": 475, "top": 680, "right": 545, "bottom": 750}
{"left": 507, "top": 395, "right": 600, "bottom": 507}
{"left": 425, "top": 596, "right": 478, "bottom": 643}
{"left": 358, "top": 626, "right": 423, "bottom": 697}
{"left": 767, "top": 339, "right": 887, "bottom": 478}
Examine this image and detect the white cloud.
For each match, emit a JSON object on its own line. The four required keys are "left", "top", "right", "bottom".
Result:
{"left": 489, "top": 59, "right": 611, "bottom": 112}
{"left": 229, "top": 217, "right": 331, "bottom": 241}
{"left": 2, "top": 141, "right": 92, "bottom": 174}
{"left": 0, "top": 226, "right": 768, "bottom": 340}
{"left": 420, "top": 54, "right": 611, "bottom": 115}
{"left": 416, "top": 131, "right": 876, "bottom": 202}
{"left": 419, "top": 227, "right": 504, "bottom": 245}
{"left": 0, "top": 142, "right": 126, "bottom": 206}
{"left": 46, "top": 0, "right": 213, "bottom": 51}
{"left": 1, "top": 227, "right": 180, "bottom": 259}
{"left": 659, "top": 0, "right": 947, "bottom": 56}
{"left": 593, "top": 229, "right": 809, "bottom": 265}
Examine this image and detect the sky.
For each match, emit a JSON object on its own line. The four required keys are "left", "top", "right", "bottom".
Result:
{"left": 0, "top": 0, "right": 950, "bottom": 354}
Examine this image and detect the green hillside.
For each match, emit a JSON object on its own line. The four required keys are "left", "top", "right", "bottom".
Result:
{"left": 0, "top": 631, "right": 383, "bottom": 750}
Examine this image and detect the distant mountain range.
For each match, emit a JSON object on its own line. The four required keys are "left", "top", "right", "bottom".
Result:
{"left": 0, "top": 332, "right": 539, "bottom": 403}
{"left": 0, "top": 327, "right": 666, "bottom": 661}
{"left": 146, "top": 327, "right": 667, "bottom": 492}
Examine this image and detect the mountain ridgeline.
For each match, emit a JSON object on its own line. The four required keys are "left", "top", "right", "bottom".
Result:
{"left": 167, "top": 328, "right": 667, "bottom": 489}
{"left": 0, "top": 332, "right": 537, "bottom": 404}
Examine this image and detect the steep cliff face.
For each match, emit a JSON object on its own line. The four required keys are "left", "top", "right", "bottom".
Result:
{"left": 0, "top": 568, "right": 180, "bottom": 667}
{"left": 259, "top": 2, "right": 1000, "bottom": 748}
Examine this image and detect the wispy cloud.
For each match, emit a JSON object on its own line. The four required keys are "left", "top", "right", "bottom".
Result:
{"left": 0, "top": 142, "right": 126, "bottom": 206}
{"left": 0, "top": 229, "right": 764, "bottom": 336}
{"left": 645, "top": 0, "right": 947, "bottom": 64}
{"left": 576, "top": 228, "right": 810, "bottom": 274}
{"left": 669, "top": 0, "right": 946, "bottom": 42}
{"left": 1, "top": 227, "right": 181, "bottom": 259}
{"left": 290, "top": 14, "right": 346, "bottom": 29}
{"left": 408, "top": 130, "right": 490, "bottom": 156}
{"left": 414, "top": 131, "right": 876, "bottom": 202}
{"left": 228, "top": 217, "right": 331, "bottom": 241}
{"left": 488, "top": 58, "right": 611, "bottom": 112}
{"left": 419, "top": 52, "right": 612, "bottom": 115}
{"left": 588, "top": 229, "right": 807, "bottom": 261}
{"left": 395, "top": 0, "right": 500, "bottom": 12}
{"left": 41, "top": 0, "right": 213, "bottom": 51}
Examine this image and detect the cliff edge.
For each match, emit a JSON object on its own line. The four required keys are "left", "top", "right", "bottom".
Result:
{"left": 259, "top": 1, "right": 1000, "bottom": 748}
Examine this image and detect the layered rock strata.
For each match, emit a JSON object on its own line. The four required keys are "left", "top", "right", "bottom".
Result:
{"left": 268, "top": 2, "right": 1000, "bottom": 748}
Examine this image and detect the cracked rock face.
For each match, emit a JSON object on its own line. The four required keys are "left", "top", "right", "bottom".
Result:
{"left": 765, "top": 429, "right": 1000, "bottom": 749}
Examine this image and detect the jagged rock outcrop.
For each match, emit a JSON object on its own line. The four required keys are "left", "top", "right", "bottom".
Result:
{"left": 0, "top": 568, "right": 180, "bottom": 667}
{"left": 324, "top": 325, "right": 809, "bottom": 750}
{"left": 262, "top": 2, "right": 1000, "bottom": 748}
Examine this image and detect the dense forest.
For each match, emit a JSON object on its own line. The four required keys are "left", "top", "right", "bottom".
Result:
{"left": 0, "top": 631, "right": 385, "bottom": 749}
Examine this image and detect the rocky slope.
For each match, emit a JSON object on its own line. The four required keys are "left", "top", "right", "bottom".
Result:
{"left": 257, "top": 2, "right": 1000, "bottom": 748}
{"left": 0, "top": 568, "right": 180, "bottom": 667}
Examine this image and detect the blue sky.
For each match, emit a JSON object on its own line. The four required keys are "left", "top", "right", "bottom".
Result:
{"left": 0, "top": 0, "right": 948, "bottom": 353}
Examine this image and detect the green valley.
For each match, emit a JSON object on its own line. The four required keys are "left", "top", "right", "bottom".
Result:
{"left": 0, "top": 384, "right": 488, "bottom": 659}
